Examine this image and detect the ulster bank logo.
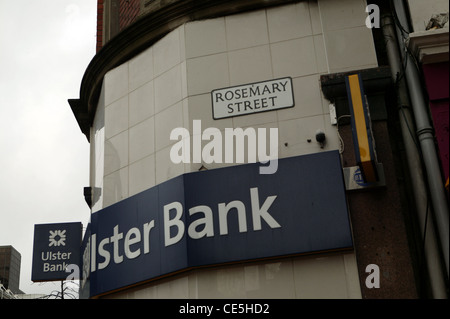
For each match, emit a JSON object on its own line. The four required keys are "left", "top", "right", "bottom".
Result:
{"left": 49, "top": 229, "right": 67, "bottom": 247}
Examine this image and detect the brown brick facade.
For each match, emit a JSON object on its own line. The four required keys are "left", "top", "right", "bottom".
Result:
{"left": 96, "top": 0, "right": 141, "bottom": 52}
{"left": 96, "top": 0, "right": 104, "bottom": 52}
{"left": 119, "top": 0, "right": 141, "bottom": 31}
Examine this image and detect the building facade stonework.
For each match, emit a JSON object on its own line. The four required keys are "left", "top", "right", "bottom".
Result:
{"left": 71, "top": 0, "right": 449, "bottom": 299}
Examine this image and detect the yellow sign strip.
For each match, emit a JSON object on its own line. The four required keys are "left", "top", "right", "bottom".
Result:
{"left": 347, "top": 74, "right": 371, "bottom": 163}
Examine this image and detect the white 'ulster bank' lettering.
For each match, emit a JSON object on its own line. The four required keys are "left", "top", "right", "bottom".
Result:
{"left": 164, "top": 187, "right": 280, "bottom": 246}
{"left": 90, "top": 187, "right": 280, "bottom": 272}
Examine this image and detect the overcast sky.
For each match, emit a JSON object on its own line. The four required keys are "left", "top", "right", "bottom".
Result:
{"left": 0, "top": 1, "right": 96, "bottom": 296}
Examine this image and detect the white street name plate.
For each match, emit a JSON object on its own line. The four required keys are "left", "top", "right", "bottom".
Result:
{"left": 211, "top": 77, "right": 294, "bottom": 119}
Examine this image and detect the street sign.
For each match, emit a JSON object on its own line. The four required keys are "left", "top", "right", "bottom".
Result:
{"left": 212, "top": 77, "right": 294, "bottom": 119}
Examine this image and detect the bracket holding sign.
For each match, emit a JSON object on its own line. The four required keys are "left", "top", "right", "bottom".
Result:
{"left": 343, "top": 164, "right": 386, "bottom": 191}
{"left": 344, "top": 74, "right": 385, "bottom": 190}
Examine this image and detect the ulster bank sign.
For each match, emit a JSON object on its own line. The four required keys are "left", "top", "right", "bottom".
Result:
{"left": 81, "top": 151, "right": 353, "bottom": 297}
{"left": 32, "top": 222, "right": 82, "bottom": 282}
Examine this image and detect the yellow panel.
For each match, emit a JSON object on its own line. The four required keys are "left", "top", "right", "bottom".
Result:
{"left": 347, "top": 74, "right": 371, "bottom": 163}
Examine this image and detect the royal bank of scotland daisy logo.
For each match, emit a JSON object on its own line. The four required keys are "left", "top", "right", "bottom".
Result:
{"left": 48, "top": 229, "right": 67, "bottom": 247}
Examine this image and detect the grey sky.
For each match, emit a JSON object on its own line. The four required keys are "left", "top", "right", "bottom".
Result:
{"left": 0, "top": 1, "right": 96, "bottom": 296}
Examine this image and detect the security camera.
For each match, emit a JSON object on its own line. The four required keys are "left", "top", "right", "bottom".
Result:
{"left": 315, "top": 129, "right": 326, "bottom": 144}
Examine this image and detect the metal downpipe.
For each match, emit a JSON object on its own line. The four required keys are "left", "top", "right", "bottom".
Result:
{"left": 382, "top": 14, "right": 447, "bottom": 298}
{"left": 392, "top": 0, "right": 449, "bottom": 279}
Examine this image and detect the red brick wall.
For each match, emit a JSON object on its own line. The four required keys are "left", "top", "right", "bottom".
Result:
{"left": 96, "top": 0, "right": 140, "bottom": 52}
{"left": 96, "top": 0, "right": 104, "bottom": 52}
{"left": 119, "top": 0, "right": 140, "bottom": 31}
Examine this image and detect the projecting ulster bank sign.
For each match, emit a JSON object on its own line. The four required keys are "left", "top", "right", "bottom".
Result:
{"left": 81, "top": 151, "right": 352, "bottom": 298}
{"left": 32, "top": 222, "right": 82, "bottom": 282}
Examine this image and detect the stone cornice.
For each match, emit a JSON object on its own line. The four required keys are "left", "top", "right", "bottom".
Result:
{"left": 69, "top": 0, "right": 301, "bottom": 140}
{"left": 407, "top": 28, "right": 449, "bottom": 64}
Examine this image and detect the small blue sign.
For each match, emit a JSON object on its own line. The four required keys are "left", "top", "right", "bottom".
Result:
{"left": 354, "top": 168, "right": 370, "bottom": 187}
{"left": 32, "top": 222, "right": 82, "bottom": 282}
{"left": 84, "top": 151, "right": 352, "bottom": 297}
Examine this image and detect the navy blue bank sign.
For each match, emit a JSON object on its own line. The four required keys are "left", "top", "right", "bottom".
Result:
{"left": 82, "top": 151, "right": 352, "bottom": 297}
{"left": 32, "top": 222, "right": 82, "bottom": 282}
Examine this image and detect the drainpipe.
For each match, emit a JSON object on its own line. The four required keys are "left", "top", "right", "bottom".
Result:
{"left": 382, "top": 14, "right": 447, "bottom": 298}
{"left": 391, "top": 0, "right": 449, "bottom": 279}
